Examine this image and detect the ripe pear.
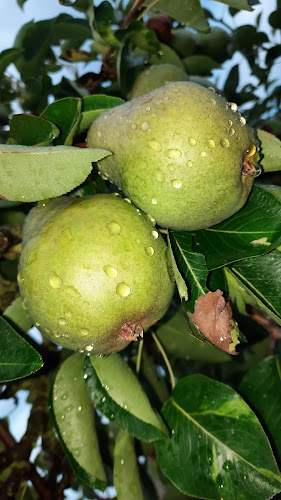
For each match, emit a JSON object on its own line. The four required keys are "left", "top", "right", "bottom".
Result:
{"left": 128, "top": 64, "right": 188, "bottom": 99}
{"left": 18, "top": 194, "right": 174, "bottom": 354}
{"left": 87, "top": 82, "right": 260, "bottom": 230}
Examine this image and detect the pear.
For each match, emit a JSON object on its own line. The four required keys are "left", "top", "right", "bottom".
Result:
{"left": 195, "top": 27, "right": 230, "bottom": 63}
{"left": 171, "top": 28, "right": 197, "bottom": 58}
{"left": 87, "top": 82, "right": 260, "bottom": 230}
{"left": 128, "top": 64, "right": 188, "bottom": 99}
{"left": 18, "top": 194, "right": 174, "bottom": 354}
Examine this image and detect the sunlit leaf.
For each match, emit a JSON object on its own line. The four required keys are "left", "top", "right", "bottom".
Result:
{"left": 144, "top": 0, "right": 208, "bottom": 31}
{"left": 79, "top": 95, "right": 125, "bottom": 134}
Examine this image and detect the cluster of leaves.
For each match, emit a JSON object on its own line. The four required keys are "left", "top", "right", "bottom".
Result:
{"left": 1, "top": 0, "right": 281, "bottom": 499}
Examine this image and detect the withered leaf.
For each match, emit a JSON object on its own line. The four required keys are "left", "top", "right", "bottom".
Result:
{"left": 190, "top": 290, "right": 239, "bottom": 355}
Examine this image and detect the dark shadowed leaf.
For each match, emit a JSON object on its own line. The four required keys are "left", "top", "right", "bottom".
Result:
{"left": 269, "top": 9, "right": 281, "bottom": 29}
{"left": 84, "top": 354, "right": 167, "bottom": 442}
{"left": 0, "top": 48, "right": 23, "bottom": 74}
{"left": 78, "top": 95, "right": 125, "bottom": 134}
{"left": 182, "top": 55, "right": 220, "bottom": 75}
{"left": 0, "top": 316, "right": 42, "bottom": 382}
{"left": 144, "top": 0, "right": 208, "bottom": 31}
{"left": 41, "top": 97, "right": 82, "bottom": 145}
{"left": 114, "top": 430, "right": 144, "bottom": 500}
{"left": 51, "top": 353, "right": 107, "bottom": 489}
{"left": 0, "top": 145, "right": 110, "bottom": 202}
{"left": 193, "top": 186, "right": 281, "bottom": 270}
{"left": 156, "top": 374, "right": 281, "bottom": 500}
{"left": 240, "top": 355, "right": 281, "bottom": 462}
{"left": 9, "top": 114, "right": 60, "bottom": 146}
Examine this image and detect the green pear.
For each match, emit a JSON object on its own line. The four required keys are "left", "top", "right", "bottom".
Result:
{"left": 128, "top": 64, "right": 188, "bottom": 99}
{"left": 195, "top": 27, "right": 230, "bottom": 63}
{"left": 18, "top": 194, "right": 174, "bottom": 354}
{"left": 170, "top": 28, "right": 197, "bottom": 58}
{"left": 87, "top": 82, "right": 260, "bottom": 230}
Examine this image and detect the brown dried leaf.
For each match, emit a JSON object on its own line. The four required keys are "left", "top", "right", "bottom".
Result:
{"left": 190, "top": 290, "right": 239, "bottom": 355}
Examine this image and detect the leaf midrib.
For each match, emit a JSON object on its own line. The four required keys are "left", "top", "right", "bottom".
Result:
{"left": 174, "top": 239, "right": 206, "bottom": 295}
{"left": 171, "top": 398, "right": 281, "bottom": 483}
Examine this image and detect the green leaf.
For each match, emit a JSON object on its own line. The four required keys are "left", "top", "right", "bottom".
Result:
{"left": 240, "top": 355, "right": 281, "bottom": 462}
{"left": 269, "top": 9, "right": 281, "bottom": 29}
{"left": 9, "top": 114, "right": 60, "bottom": 146}
{"left": 170, "top": 232, "right": 208, "bottom": 312}
{"left": 0, "top": 145, "right": 111, "bottom": 202}
{"left": 225, "top": 267, "right": 281, "bottom": 326}
{"left": 193, "top": 186, "right": 281, "bottom": 270}
{"left": 157, "top": 309, "right": 231, "bottom": 363}
{"left": 258, "top": 129, "right": 281, "bottom": 172}
{"left": 155, "top": 374, "right": 281, "bottom": 500}
{"left": 167, "top": 234, "right": 188, "bottom": 301}
{"left": 114, "top": 430, "right": 144, "bottom": 500}
{"left": 3, "top": 297, "right": 33, "bottom": 334}
{"left": 149, "top": 43, "right": 184, "bottom": 68}
{"left": 41, "top": 97, "right": 82, "bottom": 146}
{"left": 144, "top": 0, "right": 208, "bottom": 31}
{"left": 51, "top": 353, "right": 107, "bottom": 489}
{"left": 214, "top": 0, "right": 253, "bottom": 10}
{"left": 78, "top": 95, "right": 125, "bottom": 134}
{"left": 231, "top": 248, "right": 281, "bottom": 319}
{"left": 0, "top": 316, "right": 43, "bottom": 382}
{"left": 59, "top": 0, "right": 91, "bottom": 12}
{"left": 17, "top": 0, "right": 29, "bottom": 8}
{"left": 0, "top": 48, "right": 22, "bottom": 74}
{"left": 84, "top": 354, "right": 168, "bottom": 442}
{"left": 183, "top": 55, "right": 220, "bottom": 75}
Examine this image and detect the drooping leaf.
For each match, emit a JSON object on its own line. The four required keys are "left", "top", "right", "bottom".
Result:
{"left": 114, "top": 430, "right": 144, "bottom": 500}
{"left": 78, "top": 95, "right": 125, "bottom": 134}
{"left": 157, "top": 309, "right": 231, "bottom": 363}
{"left": 0, "top": 145, "right": 111, "bottom": 202}
{"left": 258, "top": 129, "right": 281, "bottom": 173}
{"left": 0, "top": 48, "right": 23, "bottom": 74}
{"left": 3, "top": 297, "right": 33, "bottom": 334}
{"left": 144, "top": 0, "right": 208, "bottom": 31}
{"left": 167, "top": 234, "right": 188, "bottom": 301}
{"left": 41, "top": 97, "right": 82, "bottom": 146}
{"left": 84, "top": 354, "right": 168, "bottom": 442}
{"left": 51, "top": 353, "right": 107, "bottom": 489}
{"left": 240, "top": 355, "right": 281, "bottom": 462}
{"left": 9, "top": 114, "right": 60, "bottom": 146}
{"left": 0, "top": 316, "right": 42, "bottom": 382}
{"left": 170, "top": 232, "right": 208, "bottom": 312}
{"left": 193, "top": 186, "right": 281, "bottom": 270}
{"left": 156, "top": 374, "right": 281, "bottom": 500}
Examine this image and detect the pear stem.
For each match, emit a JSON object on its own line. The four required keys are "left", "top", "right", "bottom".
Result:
{"left": 136, "top": 338, "right": 144, "bottom": 374}
{"left": 151, "top": 331, "right": 175, "bottom": 390}
{"left": 137, "top": 0, "right": 160, "bottom": 21}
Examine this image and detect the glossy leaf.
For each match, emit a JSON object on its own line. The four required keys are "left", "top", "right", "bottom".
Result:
{"left": 182, "top": 55, "right": 220, "bottom": 75}
{"left": 84, "top": 354, "right": 167, "bottom": 442}
{"left": 258, "top": 129, "right": 281, "bottom": 172}
{"left": 193, "top": 186, "right": 281, "bottom": 270}
{"left": 156, "top": 374, "right": 281, "bottom": 500}
{"left": 3, "top": 297, "right": 33, "bottom": 334}
{"left": 78, "top": 95, "right": 125, "bottom": 134}
{"left": 0, "top": 145, "right": 110, "bottom": 202}
{"left": 9, "top": 114, "right": 60, "bottom": 146}
{"left": 170, "top": 232, "right": 208, "bottom": 312}
{"left": 167, "top": 234, "right": 188, "bottom": 301}
{"left": 144, "top": 0, "right": 208, "bottom": 31}
{"left": 0, "top": 48, "right": 22, "bottom": 74}
{"left": 157, "top": 309, "right": 231, "bottom": 363}
{"left": 114, "top": 430, "right": 144, "bottom": 500}
{"left": 215, "top": 0, "right": 253, "bottom": 9}
{"left": 0, "top": 316, "right": 42, "bottom": 382}
{"left": 41, "top": 97, "right": 82, "bottom": 146}
{"left": 51, "top": 353, "right": 107, "bottom": 489}
{"left": 240, "top": 355, "right": 281, "bottom": 462}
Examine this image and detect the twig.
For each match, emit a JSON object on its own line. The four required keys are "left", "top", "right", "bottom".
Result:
{"left": 151, "top": 331, "right": 175, "bottom": 389}
{"left": 137, "top": 0, "right": 160, "bottom": 22}
{"left": 136, "top": 338, "right": 144, "bottom": 374}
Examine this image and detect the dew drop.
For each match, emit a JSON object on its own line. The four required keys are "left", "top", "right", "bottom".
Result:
{"left": 171, "top": 179, "right": 182, "bottom": 189}
{"left": 140, "top": 121, "right": 150, "bottom": 131}
{"left": 107, "top": 221, "right": 121, "bottom": 235}
{"left": 78, "top": 406, "right": 82, "bottom": 411}
{"left": 22, "top": 300, "right": 28, "bottom": 310}
{"left": 151, "top": 230, "right": 159, "bottom": 239}
{"left": 200, "top": 151, "right": 207, "bottom": 158}
{"left": 81, "top": 328, "right": 90, "bottom": 336}
{"left": 210, "top": 98, "right": 216, "bottom": 106}
{"left": 116, "top": 282, "right": 131, "bottom": 297}
{"left": 228, "top": 120, "right": 233, "bottom": 126}
{"left": 97, "top": 131, "right": 102, "bottom": 138}
{"left": 207, "top": 140, "right": 215, "bottom": 149}
{"left": 145, "top": 246, "right": 154, "bottom": 256}
{"left": 229, "top": 102, "right": 238, "bottom": 112}
{"left": 168, "top": 163, "right": 175, "bottom": 172}
{"left": 61, "top": 415, "right": 65, "bottom": 420}
{"left": 59, "top": 318, "right": 67, "bottom": 326}
{"left": 85, "top": 345, "right": 93, "bottom": 352}
{"left": 239, "top": 116, "right": 246, "bottom": 126}
{"left": 151, "top": 198, "right": 157, "bottom": 205}
{"left": 166, "top": 149, "right": 182, "bottom": 160}
{"left": 155, "top": 170, "right": 165, "bottom": 183}
{"left": 189, "top": 138, "right": 197, "bottom": 146}
{"left": 186, "top": 160, "right": 193, "bottom": 167}
{"left": 246, "top": 144, "right": 256, "bottom": 157}
{"left": 64, "top": 310, "right": 72, "bottom": 318}
{"left": 147, "top": 214, "right": 156, "bottom": 225}
{"left": 35, "top": 322, "right": 40, "bottom": 327}
{"left": 220, "top": 138, "right": 230, "bottom": 149}
{"left": 103, "top": 265, "right": 118, "bottom": 278}
{"left": 49, "top": 273, "right": 63, "bottom": 289}
{"left": 131, "top": 123, "right": 137, "bottom": 130}
{"left": 148, "top": 140, "right": 161, "bottom": 152}
{"left": 229, "top": 128, "right": 236, "bottom": 136}
{"left": 83, "top": 374, "right": 88, "bottom": 380}
{"left": 254, "top": 166, "right": 262, "bottom": 177}
{"left": 121, "top": 459, "right": 124, "bottom": 465}
{"left": 66, "top": 286, "right": 81, "bottom": 298}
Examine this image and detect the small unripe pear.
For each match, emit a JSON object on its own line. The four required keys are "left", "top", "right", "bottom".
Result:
{"left": 87, "top": 82, "right": 260, "bottom": 230}
{"left": 18, "top": 195, "right": 174, "bottom": 354}
{"left": 195, "top": 27, "right": 230, "bottom": 63}
{"left": 171, "top": 28, "right": 197, "bottom": 58}
{"left": 128, "top": 64, "right": 188, "bottom": 99}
